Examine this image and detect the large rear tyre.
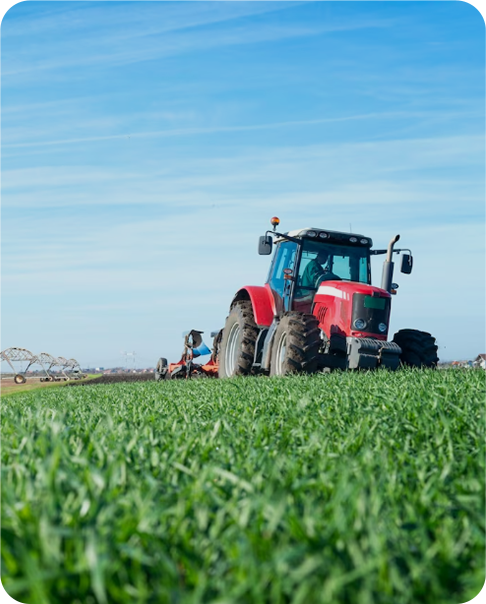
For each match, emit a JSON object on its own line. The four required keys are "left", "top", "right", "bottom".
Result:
{"left": 270, "top": 312, "right": 321, "bottom": 376}
{"left": 219, "top": 301, "right": 259, "bottom": 378}
{"left": 14, "top": 374, "right": 26, "bottom": 384}
{"left": 392, "top": 329, "right": 439, "bottom": 368}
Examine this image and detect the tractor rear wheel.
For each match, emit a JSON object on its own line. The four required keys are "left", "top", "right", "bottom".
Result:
{"left": 14, "top": 374, "right": 26, "bottom": 384}
{"left": 392, "top": 329, "right": 438, "bottom": 368}
{"left": 219, "top": 300, "right": 259, "bottom": 377}
{"left": 270, "top": 312, "right": 321, "bottom": 376}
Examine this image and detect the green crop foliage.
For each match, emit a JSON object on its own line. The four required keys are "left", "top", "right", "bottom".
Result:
{"left": 1, "top": 369, "right": 484, "bottom": 604}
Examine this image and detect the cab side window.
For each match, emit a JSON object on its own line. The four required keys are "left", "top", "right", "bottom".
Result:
{"left": 268, "top": 242, "right": 297, "bottom": 310}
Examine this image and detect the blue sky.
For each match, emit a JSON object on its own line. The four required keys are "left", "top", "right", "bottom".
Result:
{"left": 1, "top": 1, "right": 484, "bottom": 367}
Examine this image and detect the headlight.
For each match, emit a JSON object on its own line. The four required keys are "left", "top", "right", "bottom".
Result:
{"left": 360, "top": 238, "right": 368, "bottom": 245}
{"left": 319, "top": 232, "right": 328, "bottom": 239}
{"left": 353, "top": 318, "right": 366, "bottom": 330}
{"left": 349, "top": 237, "right": 357, "bottom": 243}
{"left": 378, "top": 323, "right": 387, "bottom": 333}
{"left": 306, "top": 230, "right": 317, "bottom": 237}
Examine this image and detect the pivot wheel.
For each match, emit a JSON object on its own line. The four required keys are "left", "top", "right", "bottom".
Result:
{"left": 392, "top": 329, "right": 439, "bottom": 368}
{"left": 14, "top": 374, "right": 26, "bottom": 384}
{"left": 155, "top": 357, "right": 168, "bottom": 381}
{"left": 270, "top": 312, "right": 321, "bottom": 376}
{"left": 219, "top": 300, "right": 259, "bottom": 378}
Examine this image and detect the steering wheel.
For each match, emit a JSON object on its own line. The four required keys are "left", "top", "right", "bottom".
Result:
{"left": 315, "top": 272, "right": 341, "bottom": 288}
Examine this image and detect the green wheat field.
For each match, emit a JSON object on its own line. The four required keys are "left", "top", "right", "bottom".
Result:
{"left": 2, "top": 369, "right": 484, "bottom": 604}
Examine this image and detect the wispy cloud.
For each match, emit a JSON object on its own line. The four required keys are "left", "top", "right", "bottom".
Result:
{"left": 3, "top": 110, "right": 482, "bottom": 150}
{"left": 1, "top": 113, "right": 391, "bottom": 149}
{"left": 2, "top": 2, "right": 300, "bottom": 39}
{"left": 2, "top": 3, "right": 394, "bottom": 77}
{"left": 3, "top": 134, "right": 483, "bottom": 208}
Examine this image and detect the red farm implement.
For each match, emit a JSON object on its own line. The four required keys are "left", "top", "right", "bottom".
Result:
{"left": 155, "top": 329, "right": 221, "bottom": 380}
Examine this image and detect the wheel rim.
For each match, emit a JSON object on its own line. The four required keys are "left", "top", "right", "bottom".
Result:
{"left": 276, "top": 332, "right": 287, "bottom": 376}
{"left": 225, "top": 322, "right": 240, "bottom": 376}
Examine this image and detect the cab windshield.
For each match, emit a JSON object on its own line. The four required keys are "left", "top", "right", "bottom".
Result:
{"left": 297, "top": 239, "right": 370, "bottom": 289}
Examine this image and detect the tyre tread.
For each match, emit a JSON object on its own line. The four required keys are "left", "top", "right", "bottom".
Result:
{"left": 219, "top": 300, "right": 258, "bottom": 377}
{"left": 270, "top": 312, "right": 321, "bottom": 376}
{"left": 392, "top": 328, "right": 439, "bottom": 368}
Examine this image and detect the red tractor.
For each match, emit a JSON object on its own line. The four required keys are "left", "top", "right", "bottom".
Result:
{"left": 218, "top": 217, "right": 438, "bottom": 377}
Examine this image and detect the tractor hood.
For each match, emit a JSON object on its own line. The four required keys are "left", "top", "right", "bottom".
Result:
{"left": 315, "top": 281, "right": 390, "bottom": 302}
{"left": 313, "top": 280, "right": 392, "bottom": 340}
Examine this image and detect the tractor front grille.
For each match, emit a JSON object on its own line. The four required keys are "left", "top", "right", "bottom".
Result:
{"left": 351, "top": 293, "right": 390, "bottom": 335}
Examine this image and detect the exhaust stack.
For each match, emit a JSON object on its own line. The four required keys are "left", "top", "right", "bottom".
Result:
{"left": 381, "top": 234, "right": 400, "bottom": 292}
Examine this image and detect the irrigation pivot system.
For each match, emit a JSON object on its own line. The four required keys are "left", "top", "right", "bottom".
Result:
{"left": 156, "top": 217, "right": 438, "bottom": 379}
{"left": 37, "top": 353, "right": 86, "bottom": 382}
{"left": 1, "top": 347, "right": 86, "bottom": 384}
{"left": 56, "top": 357, "right": 85, "bottom": 380}
{"left": 1, "top": 348, "right": 49, "bottom": 384}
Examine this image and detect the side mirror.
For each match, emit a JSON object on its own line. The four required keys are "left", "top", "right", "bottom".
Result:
{"left": 400, "top": 254, "right": 413, "bottom": 274}
{"left": 258, "top": 235, "right": 273, "bottom": 255}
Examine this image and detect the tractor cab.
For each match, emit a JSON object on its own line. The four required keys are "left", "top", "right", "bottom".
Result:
{"left": 264, "top": 227, "right": 372, "bottom": 315}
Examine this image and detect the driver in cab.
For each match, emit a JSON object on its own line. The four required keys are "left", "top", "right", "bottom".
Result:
{"left": 301, "top": 249, "right": 338, "bottom": 289}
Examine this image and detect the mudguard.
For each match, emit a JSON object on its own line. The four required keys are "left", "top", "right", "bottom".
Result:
{"left": 231, "top": 285, "right": 274, "bottom": 327}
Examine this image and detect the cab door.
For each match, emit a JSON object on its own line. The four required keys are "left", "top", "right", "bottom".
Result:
{"left": 266, "top": 241, "right": 298, "bottom": 315}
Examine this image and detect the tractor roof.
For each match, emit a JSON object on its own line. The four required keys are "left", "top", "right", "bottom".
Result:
{"left": 277, "top": 227, "right": 373, "bottom": 247}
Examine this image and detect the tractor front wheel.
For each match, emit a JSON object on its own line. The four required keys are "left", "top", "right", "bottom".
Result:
{"left": 270, "top": 312, "right": 321, "bottom": 376}
{"left": 219, "top": 301, "right": 259, "bottom": 377}
{"left": 392, "top": 329, "right": 439, "bottom": 368}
